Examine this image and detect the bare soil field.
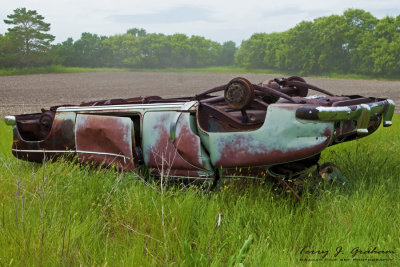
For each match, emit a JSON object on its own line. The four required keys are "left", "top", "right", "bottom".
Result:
{"left": 1, "top": 72, "right": 399, "bottom": 116}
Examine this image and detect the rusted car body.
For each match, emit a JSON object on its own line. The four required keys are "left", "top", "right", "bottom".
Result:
{"left": 4, "top": 77, "right": 395, "bottom": 184}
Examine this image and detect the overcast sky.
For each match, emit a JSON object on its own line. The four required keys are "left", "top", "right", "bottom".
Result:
{"left": 1, "top": 0, "right": 399, "bottom": 45}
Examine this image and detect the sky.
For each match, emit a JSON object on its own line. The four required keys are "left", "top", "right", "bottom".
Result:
{"left": 1, "top": 0, "right": 400, "bottom": 45}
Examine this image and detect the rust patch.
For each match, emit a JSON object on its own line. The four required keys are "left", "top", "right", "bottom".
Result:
{"left": 145, "top": 113, "right": 211, "bottom": 176}
{"left": 146, "top": 114, "right": 201, "bottom": 173}
{"left": 12, "top": 116, "right": 76, "bottom": 162}
{"left": 173, "top": 116, "right": 203, "bottom": 168}
{"left": 7, "top": 75, "right": 394, "bottom": 181}
{"left": 75, "top": 114, "right": 137, "bottom": 171}
{"left": 214, "top": 127, "right": 332, "bottom": 168}
{"left": 224, "top": 77, "right": 255, "bottom": 109}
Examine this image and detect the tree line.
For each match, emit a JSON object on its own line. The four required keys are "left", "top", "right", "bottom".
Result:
{"left": 1, "top": 8, "right": 399, "bottom": 76}
{"left": 0, "top": 8, "right": 236, "bottom": 68}
{"left": 235, "top": 9, "right": 400, "bottom": 76}
{"left": 54, "top": 32, "right": 236, "bottom": 68}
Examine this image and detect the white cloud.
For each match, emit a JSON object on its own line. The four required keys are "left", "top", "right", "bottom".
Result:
{"left": 1, "top": 0, "right": 399, "bottom": 44}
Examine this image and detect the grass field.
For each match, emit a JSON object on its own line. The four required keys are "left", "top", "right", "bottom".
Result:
{"left": 1, "top": 65, "right": 400, "bottom": 81}
{"left": 0, "top": 66, "right": 130, "bottom": 76}
{"left": 0, "top": 116, "right": 399, "bottom": 266}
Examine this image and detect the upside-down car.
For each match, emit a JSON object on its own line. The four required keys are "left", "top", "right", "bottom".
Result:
{"left": 4, "top": 76, "right": 395, "bottom": 187}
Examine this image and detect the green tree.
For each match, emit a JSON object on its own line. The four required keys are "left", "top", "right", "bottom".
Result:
{"left": 167, "top": 34, "right": 191, "bottom": 67}
{"left": 342, "top": 9, "right": 378, "bottom": 74}
{"left": 73, "top": 33, "right": 107, "bottom": 67}
{"left": 234, "top": 8, "right": 400, "bottom": 77}
{"left": 371, "top": 15, "right": 400, "bottom": 75}
{"left": 218, "top": 41, "right": 236, "bottom": 66}
{"left": 189, "top": 35, "right": 221, "bottom": 67}
{"left": 0, "top": 33, "right": 20, "bottom": 67}
{"left": 136, "top": 33, "right": 169, "bottom": 67}
{"left": 53, "top": 37, "right": 76, "bottom": 66}
{"left": 235, "top": 33, "right": 269, "bottom": 68}
{"left": 313, "top": 15, "right": 348, "bottom": 73}
{"left": 127, "top": 28, "right": 147, "bottom": 37}
{"left": 274, "top": 22, "right": 319, "bottom": 73}
{"left": 4, "top": 8, "right": 55, "bottom": 57}
{"left": 262, "top": 33, "right": 284, "bottom": 70}
{"left": 102, "top": 34, "right": 140, "bottom": 67}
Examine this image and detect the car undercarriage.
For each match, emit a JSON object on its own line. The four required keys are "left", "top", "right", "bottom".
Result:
{"left": 5, "top": 76, "right": 395, "bottom": 197}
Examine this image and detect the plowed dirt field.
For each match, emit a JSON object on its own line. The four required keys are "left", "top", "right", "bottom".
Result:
{"left": 1, "top": 72, "right": 399, "bottom": 116}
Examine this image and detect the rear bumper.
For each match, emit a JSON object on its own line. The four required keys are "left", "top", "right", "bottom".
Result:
{"left": 296, "top": 99, "right": 395, "bottom": 136}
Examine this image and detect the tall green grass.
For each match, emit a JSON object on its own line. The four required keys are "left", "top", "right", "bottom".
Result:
{"left": 0, "top": 116, "right": 399, "bottom": 266}
{"left": 0, "top": 65, "right": 129, "bottom": 76}
{"left": 0, "top": 65, "right": 278, "bottom": 76}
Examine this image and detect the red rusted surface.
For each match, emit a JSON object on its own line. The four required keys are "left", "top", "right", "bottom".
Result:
{"left": 144, "top": 113, "right": 212, "bottom": 176}
{"left": 12, "top": 114, "right": 75, "bottom": 162}
{"left": 75, "top": 114, "right": 137, "bottom": 171}
{"left": 224, "top": 77, "right": 255, "bottom": 109}
{"left": 146, "top": 114, "right": 203, "bottom": 172}
{"left": 334, "top": 120, "right": 357, "bottom": 137}
{"left": 197, "top": 103, "right": 264, "bottom": 132}
{"left": 8, "top": 75, "right": 394, "bottom": 186}
{"left": 214, "top": 127, "right": 332, "bottom": 168}
{"left": 173, "top": 115, "right": 204, "bottom": 168}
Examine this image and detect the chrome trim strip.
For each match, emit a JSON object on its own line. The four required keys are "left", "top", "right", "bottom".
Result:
{"left": 56, "top": 101, "right": 198, "bottom": 112}
{"left": 77, "top": 150, "right": 130, "bottom": 159}
{"left": 152, "top": 175, "right": 214, "bottom": 180}
{"left": 11, "top": 149, "right": 131, "bottom": 160}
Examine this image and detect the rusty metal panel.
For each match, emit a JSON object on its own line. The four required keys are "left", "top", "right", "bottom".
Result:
{"left": 75, "top": 114, "right": 137, "bottom": 171}
{"left": 12, "top": 112, "right": 76, "bottom": 162}
{"left": 5, "top": 75, "right": 395, "bottom": 183}
{"left": 142, "top": 111, "right": 212, "bottom": 176}
{"left": 173, "top": 113, "right": 213, "bottom": 170}
{"left": 197, "top": 104, "right": 333, "bottom": 168}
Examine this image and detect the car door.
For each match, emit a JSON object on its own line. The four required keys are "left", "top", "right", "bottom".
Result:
{"left": 75, "top": 114, "right": 137, "bottom": 171}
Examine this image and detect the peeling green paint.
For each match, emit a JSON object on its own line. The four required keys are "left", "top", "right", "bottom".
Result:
{"left": 198, "top": 104, "right": 333, "bottom": 167}
{"left": 143, "top": 111, "right": 212, "bottom": 171}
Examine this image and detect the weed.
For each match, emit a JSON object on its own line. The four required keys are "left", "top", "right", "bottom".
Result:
{"left": 0, "top": 116, "right": 399, "bottom": 266}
